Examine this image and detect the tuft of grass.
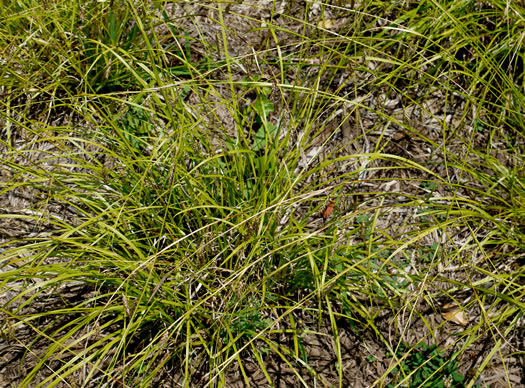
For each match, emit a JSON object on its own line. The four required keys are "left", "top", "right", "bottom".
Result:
{"left": 0, "top": 0, "right": 523, "bottom": 387}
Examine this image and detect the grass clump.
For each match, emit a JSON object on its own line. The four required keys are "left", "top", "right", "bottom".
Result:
{"left": 0, "top": 0, "right": 523, "bottom": 387}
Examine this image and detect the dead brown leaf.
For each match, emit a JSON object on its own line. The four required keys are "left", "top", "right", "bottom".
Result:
{"left": 441, "top": 303, "right": 469, "bottom": 326}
